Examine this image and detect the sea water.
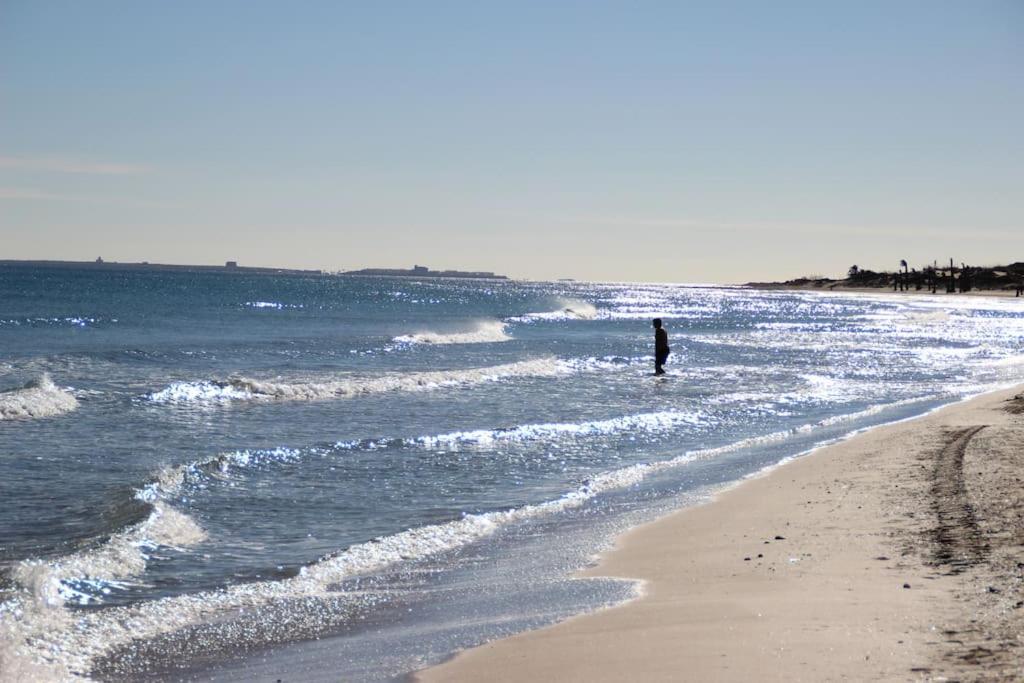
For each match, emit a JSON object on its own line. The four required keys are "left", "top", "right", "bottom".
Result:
{"left": 1, "top": 266, "right": 1023, "bottom": 680}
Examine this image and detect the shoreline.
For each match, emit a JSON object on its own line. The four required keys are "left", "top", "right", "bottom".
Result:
{"left": 416, "top": 385, "right": 1024, "bottom": 682}
{"left": 745, "top": 283, "right": 1024, "bottom": 299}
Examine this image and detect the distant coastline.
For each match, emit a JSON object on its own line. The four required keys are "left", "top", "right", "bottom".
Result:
{"left": 748, "top": 261, "right": 1024, "bottom": 296}
{"left": 0, "top": 260, "right": 511, "bottom": 280}
{"left": 342, "top": 264, "right": 508, "bottom": 280}
{"left": 0, "top": 259, "right": 323, "bottom": 276}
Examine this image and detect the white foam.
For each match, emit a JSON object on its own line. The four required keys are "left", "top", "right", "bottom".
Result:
{"left": 10, "top": 502, "right": 207, "bottom": 608}
{"left": 0, "top": 316, "right": 112, "bottom": 328}
{"left": 138, "top": 410, "right": 707, "bottom": 509}
{"left": 134, "top": 447, "right": 304, "bottom": 503}
{"left": 244, "top": 301, "right": 303, "bottom": 310}
{"left": 338, "top": 410, "right": 708, "bottom": 451}
{"left": 145, "top": 358, "right": 569, "bottom": 405}
{"left": 146, "top": 380, "right": 252, "bottom": 404}
{"left": 0, "top": 395, "right": 937, "bottom": 680}
{"left": 392, "top": 320, "right": 511, "bottom": 344}
{"left": 0, "top": 375, "right": 79, "bottom": 421}
{"left": 506, "top": 299, "right": 598, "bottom": 323}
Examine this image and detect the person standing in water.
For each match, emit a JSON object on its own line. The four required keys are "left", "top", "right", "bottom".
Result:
{"left": 653, "top": 318, "right": 670, "bottom": 375}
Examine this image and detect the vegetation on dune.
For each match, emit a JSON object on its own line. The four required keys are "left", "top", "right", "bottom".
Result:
{"left": 750, "top": 262, "right": 1024, "bottom": 295}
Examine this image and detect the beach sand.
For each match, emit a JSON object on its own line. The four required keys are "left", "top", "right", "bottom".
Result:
{"left": 417, "top": 387, "right": 1024, "bottom": 682}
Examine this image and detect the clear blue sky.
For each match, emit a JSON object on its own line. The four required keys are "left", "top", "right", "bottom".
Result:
{"left": 2, "top": 1, "right": 1021, "bottom": 281}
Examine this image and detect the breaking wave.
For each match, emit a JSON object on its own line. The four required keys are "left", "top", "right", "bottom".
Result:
{"left": 392, "top": 320, "right": 511, "bottom": 345}
{"left": 0, "top": 375, "right": 79, "bottom": 421}
{"left": 145, "top": 358, "right": 568, "bottom": 405}
{"left": 133, "top": 409, "right": 711, "bottom": 508}
{"left": 337, "top": 409, "right": 708, "bottom": 451}
{"left": 0, "top": 316, "right": 115, "bottom": 328}
{"left": 506, "top": 299, "right": 598, "bottom": 323}
{"left": 0, "top": 498, "right": 207, "bottom": 681}
{"left": 243, "top": 301, "right": 303, "bottom": 310}
{"left": 10, "top": 502, "right": 207, "bottom": 608}
{"left": 0, "top": 395, "right": 937, "bottom": 679}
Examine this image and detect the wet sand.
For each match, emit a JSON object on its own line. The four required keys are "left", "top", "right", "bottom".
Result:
{"left": 417, "top": 387, "right": 1024, "bottom": 682}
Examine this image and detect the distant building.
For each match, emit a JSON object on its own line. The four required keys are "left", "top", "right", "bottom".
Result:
{"left": 225, "top": 261, "right": 238, "bottom": 268}
{"left": 96, "top": 256, "right": 104, "bottom": 263}
{"left": 412, "top": 265, "right": 429, "bottom": 273}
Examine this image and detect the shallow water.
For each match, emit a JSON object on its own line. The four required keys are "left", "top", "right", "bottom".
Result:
{"left": 1, "top": 266, "right": 1022, "bottom": 680}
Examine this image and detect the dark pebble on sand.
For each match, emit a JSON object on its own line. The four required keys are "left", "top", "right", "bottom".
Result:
{"left": 774, "top": 535, "right": 785, "bottom": 540}
{"left": 987, "top": 586, "right": 1000, "bottom": 593}
{"left": 744, "top": 557, "right": 751, "bottom": 561}
{"left": 757, "top": 553, "right": 763, "bottom": 558}
{"left": 903, "top": 583, "right": 911, "bottom": 589}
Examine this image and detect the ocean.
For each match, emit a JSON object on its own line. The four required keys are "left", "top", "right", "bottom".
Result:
{"left": 1, "top": 266, "right": 1023, "bottom": 681}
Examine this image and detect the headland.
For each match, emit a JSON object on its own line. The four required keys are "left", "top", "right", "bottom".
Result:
{"left": 748, "top": 260, "right": 1024, "bottom": 296}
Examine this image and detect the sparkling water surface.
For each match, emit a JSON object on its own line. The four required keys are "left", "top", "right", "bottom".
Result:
{"left": 1, "top": 266, "right": 1023, "bottom": 680}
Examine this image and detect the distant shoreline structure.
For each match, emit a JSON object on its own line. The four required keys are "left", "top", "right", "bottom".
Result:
{"left": 0, "top": 258, "right": 323, "bottom": 276}
{"left": 342, "top": 264, "right": 508, "bottom": 280}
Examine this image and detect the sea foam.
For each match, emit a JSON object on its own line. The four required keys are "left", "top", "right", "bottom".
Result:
{"left": 337, "top": 409, "right": 708, "bottom": 451}
{"left": 392, "top": 320, "right": 511, "bottom": 344}
{"left": 0, "top": 375, "right": 79, "bottom": 421}
{"left": 506, "top": 299, "right": 598, "bottom": 323}
{"left": 11, "top": 502, "right": 207, "bottom": 608}
{"left": 145, "top": 358, "right": 569, "bottom": 405}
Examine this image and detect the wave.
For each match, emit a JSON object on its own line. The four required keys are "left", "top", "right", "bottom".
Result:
{"left": 135, "top": 409, "right": 711, "bottom": 505}
{"left": 10, "top": 501, "right": 207, "bottom": 608}
{"left": 337, "top": 409, "right": 708, "bottom": 451}
{"left": 0, "top": 316, "right": 115, "bottom": 328}
{"left": 506, "top": 299, "right": 598, "bottom": 323}
{"left": 145, "top": 358, "right": 569, "bottom": 405}
{"left": 0, "top": 395, "right": 938, "bottom": 679}
{"left": 0, "top": 375, "right": 79, "bottom": 421}
{"left": 133, "top": 410, "right": 711, "bottom": 504}
{"left": 243, "top": 301, "right": 303, "bottom": 310}
{"left": 0, "top": 499, "right": 207, "bottom": 681}
{"left": 134, "top": 446, "right": 304, "bottom": 502}
{"left": 392, "top": 320, "right": 511, "bottom": 345}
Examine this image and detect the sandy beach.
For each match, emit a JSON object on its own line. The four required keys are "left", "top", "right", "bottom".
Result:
{"left": 417, "top": 386, "right": 1024, "bottom": 682}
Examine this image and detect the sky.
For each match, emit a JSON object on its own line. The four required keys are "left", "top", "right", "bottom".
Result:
{"left": 1, "top": 1, "right": 1021, "bottom": 283}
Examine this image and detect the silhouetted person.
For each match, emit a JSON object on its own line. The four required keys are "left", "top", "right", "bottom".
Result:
{"left": 653, "top": 318, "right": 670, "bottom": 375}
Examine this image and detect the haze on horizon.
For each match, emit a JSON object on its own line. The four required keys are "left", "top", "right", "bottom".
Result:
{"left": 1, "top": 2, "right": 1021, "bottom": 283}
